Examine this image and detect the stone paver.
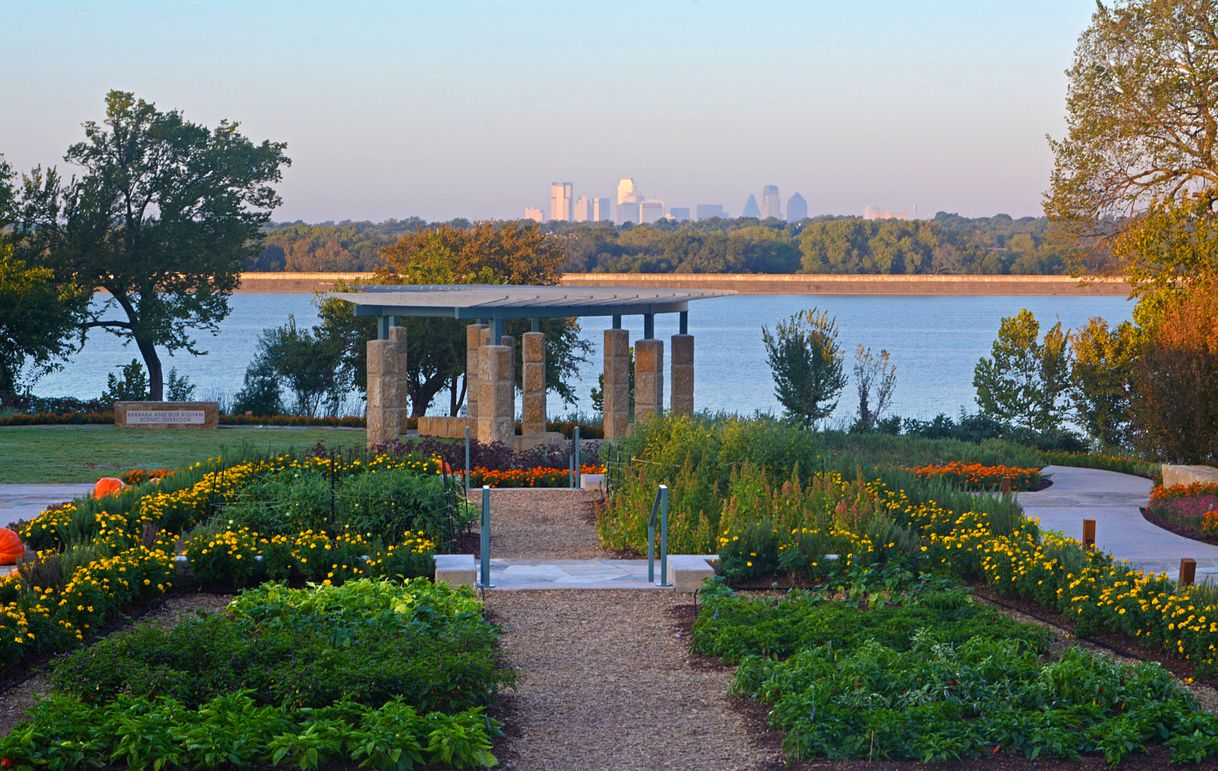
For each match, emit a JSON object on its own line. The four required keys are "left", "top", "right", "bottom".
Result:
{"left": 1019, "top": 465, "right": 1218, "bottom": 581}
{"left": 0, "top": 483, "right": 92, "bottom": 528}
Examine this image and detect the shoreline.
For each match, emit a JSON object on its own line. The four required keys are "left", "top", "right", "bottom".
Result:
{"left": 230, "top": 271, "right": 1130, "bottom": 296}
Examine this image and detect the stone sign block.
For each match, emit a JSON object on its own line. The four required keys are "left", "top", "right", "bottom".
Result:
{"left": 114, "top": 402, "right": 219, "bottom": 429}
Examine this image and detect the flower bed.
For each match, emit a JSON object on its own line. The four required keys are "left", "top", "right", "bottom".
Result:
{"left": 693, "top": 580, "right": 1218, "bottom": 764}
{"left": 906, "top": 461, "right": 1041, "bottom": 491}
{"left": 461, "top": 464, "right": 605, "bottom": 488}
{"left": 605, "top": 416, "right": 1218, "bottom": 680}
{"left": 1, "top": 579, "right": 509, "bottom": 768}
{"left": 1144, "top": 483, "right": 1218, "bottom": 542}
{"left": 4, "top": 449, "right": 472, "bottom": 673}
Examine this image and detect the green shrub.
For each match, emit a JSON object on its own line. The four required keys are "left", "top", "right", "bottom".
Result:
{"left": 0, "top": 692, "right": 499, "bottom": 770}
{"left": 600, "top": 415, "right": 1039, "bottom": 555}
{"left": 51, "top": 579, "right": 510, "bottom": 714}
{"left": 694, "top": 583, "right": 1214, "bottom": 765}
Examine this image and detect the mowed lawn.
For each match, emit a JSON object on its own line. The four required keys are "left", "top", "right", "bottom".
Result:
{"left": 0, "top": 425, "right": 368, "bottom": 483}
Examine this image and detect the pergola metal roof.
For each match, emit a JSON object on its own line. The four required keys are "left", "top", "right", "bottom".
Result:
{"left": 329, "top": 284, "right": 732, "bottom": 321}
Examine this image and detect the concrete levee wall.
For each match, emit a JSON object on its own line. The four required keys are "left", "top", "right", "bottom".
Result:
{"left": 224, "top": 272, "right": 1131, "bottom": 296}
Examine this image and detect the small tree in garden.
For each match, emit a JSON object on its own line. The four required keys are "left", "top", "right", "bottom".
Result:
{"left": 249, "top": 316, "right": 350, "bottom": 416}
{"left": 101, "top": 359, "right": 149, "bottom": 402}
{"left": 762, "top": 308, "right": 847, "bottom": 428}
{"left": 1070, "top": 317, "right": 1136, "bottom": 450}
{"left": 1131, "top": 279, "right": 1218, "bottom": 464}
{"left": 852, "top": 345, "right": 896, "bottom": 431}
{"left": 973, "top": 309, "right": 1071, "bottom": 433}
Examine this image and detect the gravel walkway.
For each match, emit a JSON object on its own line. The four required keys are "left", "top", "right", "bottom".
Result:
{"left": 487, "top": 589, "right": 780, "bottom": 770}
{"left": 468, "top": 488, "right": 606, "bottom": 559}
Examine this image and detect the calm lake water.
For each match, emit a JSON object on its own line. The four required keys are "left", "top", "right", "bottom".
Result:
{"left": 34, "top": 294, "right": 1133, "bottom": 425}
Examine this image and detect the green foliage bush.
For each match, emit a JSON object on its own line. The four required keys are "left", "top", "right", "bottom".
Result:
{"left": 0, "top": 692, "right": 496, "bottom": 770}
{"left": 694, "top": 582, "right": 1217, "bottom": 764}
{"left": 223, "top": 464, "right": 464, "bottom": 545}
{"left": 599, "top": 415, "right": 1037, "bottom": 555}
{"left": 6, "top": 580, "right": 509, "bottom": 768}
{"left": 51, "top": 579, "right": 508, "bottom": 714}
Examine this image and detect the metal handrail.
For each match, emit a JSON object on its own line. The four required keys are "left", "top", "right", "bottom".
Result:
{"left": 647, "top": 484, "right": 671, "bottom": 587}
{"left": 479, "top": 485, "right": 494, "bottom": 588}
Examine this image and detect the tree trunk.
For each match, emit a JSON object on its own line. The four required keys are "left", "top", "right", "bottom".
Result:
{"left": 448, "top": 375, "right": 467, "bottom": 417}
{"left": 409, "top": 372, "right": 449, "bottom": 418}
{"left": 134, "top": 333, "right": 164, "bottom": 401}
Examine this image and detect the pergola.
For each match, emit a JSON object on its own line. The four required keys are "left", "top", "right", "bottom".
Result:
{"left": 328, "top": 284, "right": 730, "bottom": 447}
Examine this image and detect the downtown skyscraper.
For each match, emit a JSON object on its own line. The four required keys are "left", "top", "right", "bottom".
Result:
{"left": 550, "top": 182, "right": 573, "bottom": 222}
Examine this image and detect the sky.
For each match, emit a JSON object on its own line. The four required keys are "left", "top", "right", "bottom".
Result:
{"left": 2, "top": 0, "right": 1097, "bottom": 222}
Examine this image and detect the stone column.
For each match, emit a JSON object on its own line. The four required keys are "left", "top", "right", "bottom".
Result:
{"left": 465, "top": 323, "right": 486, "bottom": 420}
{"left": 521, "top": 331, "right": 546, "bottom": 435}
{"left": 603, "top": 329, "right": 630, "bottom": 440}
{"left": 670, "top": 334, "right": 694, "bottom": 415}
{"left": 366, "top": 325, "right": 407, "bottom": 448}
{"left": 476, "top": 344, "right": 514, "bottom": 445}
{"left": 635, "top": 338, "right": 664, "bottom": 422}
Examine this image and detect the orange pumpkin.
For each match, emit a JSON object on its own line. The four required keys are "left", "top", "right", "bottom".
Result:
{"left": 0, "top": 528, "right": 24, "bottom": 566}
{"left": 93, "top": 477, "right": 126, "bottom": 499}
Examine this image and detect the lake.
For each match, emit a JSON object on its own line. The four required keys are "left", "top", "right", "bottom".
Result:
{"left": 33, "top": 294, "right": 1133, "bottom": 424}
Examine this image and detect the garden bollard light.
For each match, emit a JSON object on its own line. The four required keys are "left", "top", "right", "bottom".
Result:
{"left": 1082, "top": 519, "right": 1096, "bottom": 549}
{"left": 1180, "top": 558, "right": 1197, "bottom": 587}
{"left": 1000, "top": 477, "right": 1012, "bottom": 495}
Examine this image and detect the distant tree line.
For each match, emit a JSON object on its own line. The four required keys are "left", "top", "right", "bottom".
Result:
{"left": 252, "top": 212, "right": 1072, "bottom": 275}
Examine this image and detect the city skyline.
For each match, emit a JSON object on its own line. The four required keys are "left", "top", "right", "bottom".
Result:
{"left": 527, "top": 178, "right": 835, "bottom": 223}
{"left": 3, "top": 1, "right": 1097, "bottom": 222}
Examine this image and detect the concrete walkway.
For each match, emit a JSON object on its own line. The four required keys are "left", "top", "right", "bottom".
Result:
{"left": 1018, "top": 465, "right": 1218, "bottom": 582}
{"left": 485, "top": 558, "right": 662, "bottom": 590}
{"left": 0, "top": 484, "right": 93, "bottom": 528}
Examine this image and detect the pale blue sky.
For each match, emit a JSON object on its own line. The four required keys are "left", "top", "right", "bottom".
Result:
{"left": 2, "top": 1, "right": 1095, "bottom": 222}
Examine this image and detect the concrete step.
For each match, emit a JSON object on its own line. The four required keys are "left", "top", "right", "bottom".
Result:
{"left": 433, "top": 555, "right": 718, "bottom": 592}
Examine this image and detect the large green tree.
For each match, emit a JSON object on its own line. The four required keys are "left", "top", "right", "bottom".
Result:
{"left": 0, "top": 158, "right": 87, "bottom": 401}
{"left": 1047, "top": 0, "right": 1218, "bottom": 253}
{"left": 318, "top": 221, "right": 591, "bottom": 417}
{"left": 17, "top": 91, "right": 289, "bottom": 400}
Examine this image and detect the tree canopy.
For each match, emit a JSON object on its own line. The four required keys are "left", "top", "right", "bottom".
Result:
{"left": 253, "top": 213, "right": 1073, "bottom": 276}
{"left": 1047, "top": 0, "right": 1218, "bottom": 245}
{"left": 16, "top": 90, "right": 289, "bottom": 400}
{"left": 0, "top": 157, "right": 87, "bottom": 402}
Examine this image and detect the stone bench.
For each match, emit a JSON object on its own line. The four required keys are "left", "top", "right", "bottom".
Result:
{"left": 434, "top": 554, "right": 477, "bottom": 588}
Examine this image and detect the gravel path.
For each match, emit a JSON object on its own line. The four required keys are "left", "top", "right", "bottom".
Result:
{"left": 487, "top": 589, "right": 781, "bottom": 770}
{"left": 468, "top": 488, "right": 606, "bottom": 559}
{"left": 0, "top": 591, "right": 233, "bottom": 734}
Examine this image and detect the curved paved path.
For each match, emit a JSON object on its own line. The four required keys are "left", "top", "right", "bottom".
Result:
{"left": 0, "top": 483, "right": 93, "bottom": 528}
{"left": 1018, "top": 465, "right": 1218, "bottom": 582}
